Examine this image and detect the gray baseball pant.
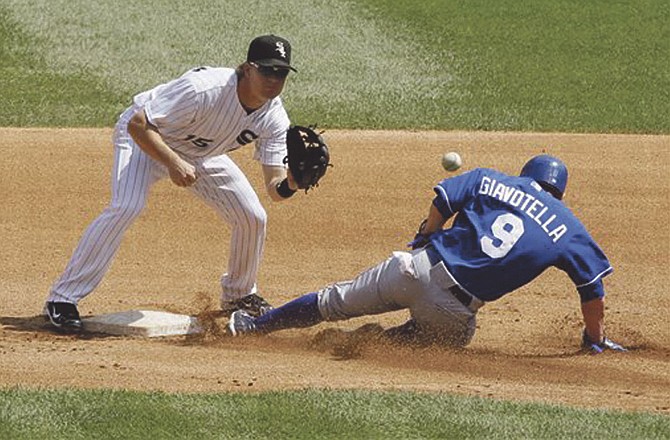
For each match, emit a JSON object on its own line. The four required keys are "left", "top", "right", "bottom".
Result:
{"left": 317, "top": 247, "right": 483, "bottom": 347}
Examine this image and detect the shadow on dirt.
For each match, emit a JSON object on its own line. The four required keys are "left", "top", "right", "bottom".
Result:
{"left": 0, "top": 315, "right": 118, "bottom": 340}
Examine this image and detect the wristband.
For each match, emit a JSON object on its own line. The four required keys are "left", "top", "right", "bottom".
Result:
{"left": 276, "top": 178, "right": 296, "bottom": 199}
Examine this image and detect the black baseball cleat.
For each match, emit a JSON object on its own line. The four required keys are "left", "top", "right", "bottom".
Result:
{"left": 220, "top": 293, "right": 273, "bottom": 318}
{"left": 44, "top": 301, "right": 83, "bottom": 333}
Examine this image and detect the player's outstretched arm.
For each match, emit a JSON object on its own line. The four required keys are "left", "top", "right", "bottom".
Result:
{"left": 408, "top": 204, "right": 447, "bottom": 249}
{"left": 581, "top": 297, "right": 604, "bottom": 343}
{"left": 580, "top": 297, "right": 627, "bottom": 354}
{"left": 262, "top": 164, "right": 298, "bottom": 202}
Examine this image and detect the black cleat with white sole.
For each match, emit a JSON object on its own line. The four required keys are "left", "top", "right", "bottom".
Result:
{"left": 45, "top": 301, "right": 82, "bottom": 333}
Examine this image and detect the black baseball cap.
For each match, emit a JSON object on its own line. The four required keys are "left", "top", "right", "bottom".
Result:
{"left": 247, "top": 35, "right": 297, "bottom": 72}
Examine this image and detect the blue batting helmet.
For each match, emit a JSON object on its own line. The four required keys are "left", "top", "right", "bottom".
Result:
{"left": 520, "top": 155, "right": 568, "bottom": 199}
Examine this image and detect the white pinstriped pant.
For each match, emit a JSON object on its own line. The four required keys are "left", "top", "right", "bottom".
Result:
{"left": 48, "top": 108, "right": 266, "bottom": 305}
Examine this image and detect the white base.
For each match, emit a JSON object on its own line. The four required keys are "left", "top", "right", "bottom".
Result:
{"left": 82, "top": 310, "right": 202, "bottom": 337}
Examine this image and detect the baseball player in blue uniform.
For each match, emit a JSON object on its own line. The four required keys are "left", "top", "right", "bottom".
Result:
{"left": 45, "top": 35, "right": 305, "bottom": 332}
{"left": 228, "top": 155, "right": 627, "bottom": 354}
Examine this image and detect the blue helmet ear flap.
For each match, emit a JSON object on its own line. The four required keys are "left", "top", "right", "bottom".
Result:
{"left": 520, "top": 155, "right": 568, "bottom": 199}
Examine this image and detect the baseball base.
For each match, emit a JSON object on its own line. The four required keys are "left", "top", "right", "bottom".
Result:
{"left": 82, "top": 310, "right": 202, "bottom": 337}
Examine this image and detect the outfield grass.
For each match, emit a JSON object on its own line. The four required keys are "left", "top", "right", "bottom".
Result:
{"left": 1, "top": 388, "right": 668, "bottom": 439}
{"left": 355, "top": 0, "right": 670, "bottom": 133}
{"left": 0, "top": 6, "right": 121, "bottom": 126}
{"left": 1, "top": 0, "right": 668, "bottom": 132}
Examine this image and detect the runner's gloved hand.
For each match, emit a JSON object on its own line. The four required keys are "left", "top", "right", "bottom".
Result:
{"left": 407, "top": 219, "right": 430, "bottom": 250}
{"left": 582, "top": 329, "right": 627, "bottom": 354}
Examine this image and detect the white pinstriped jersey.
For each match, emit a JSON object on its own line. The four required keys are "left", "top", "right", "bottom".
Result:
{"left": 133, "top": 67, "right": 290, "bottom": 166}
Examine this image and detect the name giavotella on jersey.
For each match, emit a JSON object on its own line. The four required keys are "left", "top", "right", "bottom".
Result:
{"left": 429, "top": 168, "right": 612, "bottom": 302}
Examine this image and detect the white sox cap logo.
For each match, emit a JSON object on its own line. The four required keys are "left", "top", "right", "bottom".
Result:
{"left": 275, "top": 42, "right": 287, "bottom": 58}
{"left": 247, "top": 35, "right": 296, "bottom": 71}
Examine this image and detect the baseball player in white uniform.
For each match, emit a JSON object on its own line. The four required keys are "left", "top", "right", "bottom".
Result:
{"left": 45, "top": 35, "right": 303, "bottom": 332}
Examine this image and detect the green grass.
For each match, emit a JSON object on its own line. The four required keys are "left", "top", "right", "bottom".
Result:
{"left": 0, "top": 6, "right": 122, "bottom": 126}
{"left": 352, "top": 0, "right": 670, "bottom": 133}
{"left": 1, "top": 0, "right": 668, "bottom": 132}
{"left": 1, "top": 388, "right": 668, "bottom": 439}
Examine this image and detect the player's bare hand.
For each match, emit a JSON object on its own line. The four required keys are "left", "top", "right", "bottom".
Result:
{"left": 168, "top": 158, "right": 197, "bottom": 187}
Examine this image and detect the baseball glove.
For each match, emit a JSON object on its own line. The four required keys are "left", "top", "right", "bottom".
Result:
{"left": 284, "top": 125, "right": 331, "bottom": 192}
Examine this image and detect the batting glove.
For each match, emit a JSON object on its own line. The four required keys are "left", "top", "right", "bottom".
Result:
{"left": 407, "top": 233, "right": 431, "bottom": 250}
{"left": 581, "top": 329, "right": 627, "bottom": 354}
{"left": 407, "top": 219, "right": 431, "bottom": 250}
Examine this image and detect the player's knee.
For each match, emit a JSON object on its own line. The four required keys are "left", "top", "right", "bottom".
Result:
{"left": 242, "top": 206, "right": 267, "bottom": 232}
{"left": 317, "top": 287, "right": 343, "bottom": 321}
{"left": 107, "top": 201, "right": 146, "bottom": 222}
{"left": 317, "top": 285, "right": 357, "bottom": 321}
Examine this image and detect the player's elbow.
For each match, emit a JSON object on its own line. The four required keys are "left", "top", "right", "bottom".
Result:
{"left": 127, "top": 109, "right": 156, "bottom": 143}
{"left": 127, "top": 111, "right": 144, "bottom": 141}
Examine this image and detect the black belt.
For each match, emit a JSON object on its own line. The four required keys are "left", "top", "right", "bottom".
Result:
{"left": 425, "top": 245, "right": 476, "bottom": 309}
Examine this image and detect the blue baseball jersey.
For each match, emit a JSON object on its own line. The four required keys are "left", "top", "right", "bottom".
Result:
{"left": 429, "top": 168, "right": 612, "bottom": 303}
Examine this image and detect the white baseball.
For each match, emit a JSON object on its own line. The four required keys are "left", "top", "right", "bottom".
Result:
{"left": 442, "top": 152, "right": 462, "bottom": 172}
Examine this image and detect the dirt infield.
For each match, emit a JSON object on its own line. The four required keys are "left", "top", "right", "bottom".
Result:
{"left": 1, "top": 128, "right": 668, "bottom": 413}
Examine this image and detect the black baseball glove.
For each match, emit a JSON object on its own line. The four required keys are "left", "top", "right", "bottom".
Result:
{"left": 285, "top": 125, "right": 331, "bottom": 192}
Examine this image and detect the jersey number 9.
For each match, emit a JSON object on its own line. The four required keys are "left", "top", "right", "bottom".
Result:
{"left": 480, "top": 213, "right": 525, "bottom": 259}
